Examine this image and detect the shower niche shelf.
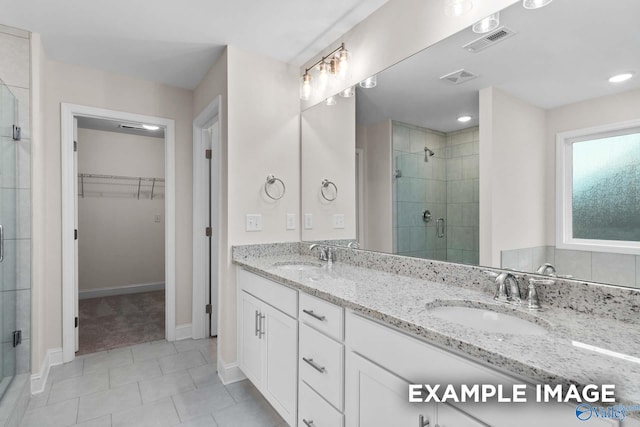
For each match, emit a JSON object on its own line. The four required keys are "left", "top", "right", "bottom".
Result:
{"left": 78, "top": 173, "right": 165, "bottom": 200}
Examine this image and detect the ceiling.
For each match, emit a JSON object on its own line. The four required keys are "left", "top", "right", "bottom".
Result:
{"left": 77, "top": 116, "right": 165, "bottom": 139}
{"left": 1, "top": 0, "right": 388, "bottom": 89}
{"left": 356, "top": 0, "right": 640, "bottom": 133}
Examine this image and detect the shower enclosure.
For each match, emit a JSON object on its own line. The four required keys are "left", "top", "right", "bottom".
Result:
{"left": 0, "top": 79, "right": 20, "bottom": 399}
{"left": 393, "top": 121, "right": 479, "bottom": 264}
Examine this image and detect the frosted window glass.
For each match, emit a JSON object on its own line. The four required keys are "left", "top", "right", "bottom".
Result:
{"left": 572, "top": 132, "right": 640, "bottom": 241}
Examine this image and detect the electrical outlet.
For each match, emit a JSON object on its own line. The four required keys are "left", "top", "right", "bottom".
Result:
{"left": 246, "top": 214, "right": 262, "bottom": 231}
{"left": 304, "top": 213, "right": 313, "bottom": 230}
{"left": 286, "top": 213, "right": 296, "bottom": 230}
{"left": 154, "top": 214, "right": 162, "bottom": 223}
{"left": 333, "top": 214, "right": 345, "bottom": 229}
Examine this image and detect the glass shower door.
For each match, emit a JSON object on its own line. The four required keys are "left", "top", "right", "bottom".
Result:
{"left": 0, "top": 80, "right": 18, "bottom": 399}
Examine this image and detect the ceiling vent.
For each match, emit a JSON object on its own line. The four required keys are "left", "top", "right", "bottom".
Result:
{"left": 439, "top": 69, "right": 479, "bottom": 85}
{"left": 463, "top": 26, "right": 517, "bottom": 53}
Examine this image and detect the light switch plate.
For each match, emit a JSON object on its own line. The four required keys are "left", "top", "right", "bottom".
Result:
{"left": 246, "top": 214, "right": 262, "bottom": 232}
{"left": 333, "top": 214, "right": 345, "bottom": 229}
{"left": 286, "top": 213, "right": 296, "bottom": 230}
{"left": 304, "top": 213, "right": 313, "bottom": 230}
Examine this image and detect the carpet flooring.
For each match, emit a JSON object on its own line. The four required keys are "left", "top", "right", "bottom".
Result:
{"left": 78, "top": 290, "right": 165, "bottom": 355}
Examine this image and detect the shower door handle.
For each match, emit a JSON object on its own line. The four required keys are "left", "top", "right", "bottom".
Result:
{"left": 0, "top": 224, "right": 4, "bottom": 262}
{"left": 436, "top": 218, "right": 445, "bottom": 238}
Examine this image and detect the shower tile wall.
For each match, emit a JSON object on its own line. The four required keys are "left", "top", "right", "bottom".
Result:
{"left": 0, "top": 24, "right": 31, "bottom": 376}
{"left": 392, "top": 122, "right": 479, "bottom": 263}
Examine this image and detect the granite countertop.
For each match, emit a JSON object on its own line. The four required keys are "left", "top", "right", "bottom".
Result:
{"left": 233, "top": 253, "right": 640, "bottom": 411}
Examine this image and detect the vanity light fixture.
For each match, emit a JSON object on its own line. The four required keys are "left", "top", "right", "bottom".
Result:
{"left": 142, "top": 124, "right": 160, "bottom": 131}
{"left": 523, "top": 0, "right": 553, "bottom": 9}
{"left": 444, "top": 0, "right": 473, "bottom": 17}
{"left": 608, "top": 73, "right": 634, "bottom": 83}
{"left": 472, "top": 12, "right": 500, "bottom": 34}
{"left": 457, "top": 115, "right": 472, "bottom": 123}
{"left": 338, "top": 86, "right": 355, "bottom": 98}
{"left": 325, "top": 96, "right": 337, "bottom": 106}
{"left": 299, "top": 43, "right": 350, "bottom": 100}
{"left": 359, "top": 75, "right": 377, "bottom": 89}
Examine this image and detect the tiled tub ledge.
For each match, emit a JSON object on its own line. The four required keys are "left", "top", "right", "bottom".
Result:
{"left": 232, "top": 243, "right": 640, "bottom": 416}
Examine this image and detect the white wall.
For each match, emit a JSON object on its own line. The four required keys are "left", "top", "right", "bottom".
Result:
{"left": 545, "top": 88, "right": 640, "bottom": 244}
{"left": 77, "top": 129, "right": 165, "bottom": 292}
{"left": 356, "top": 120, "right": 393, "bottom": 252}
{"left": 35, "top": 59, "right": 193, "bottom": 370}
{"left": 479, "top": 87, "right": 547, "bottom": 267}
{"left": 301, "top": 96, "right": 356, "bottom": 241}
{"left": 300, "top": 0, "right": 518, "bottom": 108}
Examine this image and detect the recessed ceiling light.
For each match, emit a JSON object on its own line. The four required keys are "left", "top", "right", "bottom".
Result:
{"left": 523, "top": 0, "right": 553, "bottom": 9}
{"left": 359, "top": 75, "right": 377, "bottom": 89}
{"left": 608, "top": 73, "right": 634, "bottom": 83}
{"left": 142, "top": 124, "right": 160, "bottom": 131}
{"left": 458, "top": 115, "right": 472, "bottom": 123}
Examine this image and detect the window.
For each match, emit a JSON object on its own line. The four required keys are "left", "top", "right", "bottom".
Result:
{"left": 557, "top": 120, "right": 640, "bottom": 254}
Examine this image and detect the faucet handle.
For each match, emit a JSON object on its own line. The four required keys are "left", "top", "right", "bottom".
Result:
{"left": 526, "top": 278, "right": 554, "bottom": 310}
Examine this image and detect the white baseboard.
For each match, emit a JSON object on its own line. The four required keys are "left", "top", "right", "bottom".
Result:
{"left": 174, "top": 324, "right": 193, "bottom": 341}
{"left": 30, "top": 347, "right": 63, "bottom": 394}
{"left": 217, "top": 356, "right": 246, "bottom": 385}
{"left": 79, "top": 282, "right": 165, "bottom": 300}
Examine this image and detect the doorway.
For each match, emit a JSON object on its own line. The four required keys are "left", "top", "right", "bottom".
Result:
{"left": 75, "top": 117, "right": 166, "bottom": 354}
{"left": 61, "top": 104, "right": 176, "bottom": 363}
{"left": 192, "top": 97, "right": 221, "bottom": 340}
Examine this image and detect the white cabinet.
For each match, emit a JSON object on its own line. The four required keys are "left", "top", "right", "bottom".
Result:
{"left": 238, "top": 270, "right": 298, "bottom": 426}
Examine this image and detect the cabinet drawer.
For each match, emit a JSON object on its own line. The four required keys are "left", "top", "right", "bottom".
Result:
{"left": 237, "top": 268, "right": 297, "bottom": 317}
{"left": 299, "top": 323, "right": 344, "bottom": 410}
{"left": 298, "top": 381, "right": 344, "bottom": 427}
{"left": 299, "top": 292, "right": 344, "bottom": 340}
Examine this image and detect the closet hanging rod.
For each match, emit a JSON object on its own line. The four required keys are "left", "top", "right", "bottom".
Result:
{"left": 77, "top": 173, "right": 165, "bottom": 182}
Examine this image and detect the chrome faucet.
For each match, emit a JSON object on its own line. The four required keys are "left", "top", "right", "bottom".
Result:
{"left": 485, "top": 271, "right": 521, "bottom": 304}
{"left": 535, "top": 263, "right": 556, "bottom": 276}
{"left": 309, "top": 244, "right": 336, "bottom": 265}
{"left": 347, "top": 241, "right": 360, "bottom": 249}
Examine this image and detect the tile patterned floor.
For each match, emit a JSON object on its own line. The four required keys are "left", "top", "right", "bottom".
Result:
{"left": 21, "top": 338, "right": 286, "bottom": 427}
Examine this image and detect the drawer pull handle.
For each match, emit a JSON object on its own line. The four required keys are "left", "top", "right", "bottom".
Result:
{"left": 419, "top": 415, "right": 429, "bottom": 427}
{"left": 303, "top": 419, "right": 315, "bottom": 427}
{"left": 302, "top": 357, "right": 326, "bottom": 373}
{"left": 302, "top": 309, "right": 326, "bottom": 321}
{"left": 254, "top": 310, "right": 259, "bottom": 336}
{"left": 259, "top": 313, "right": 265, "bottom": 338}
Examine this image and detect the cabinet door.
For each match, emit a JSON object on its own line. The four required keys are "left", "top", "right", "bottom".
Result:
{"left": 264, "top": 303, "right": 298, "bottom": 426}
{"left": 346, "top": 352, "right": 435, "bottom": 427}
{"left": 437, "top": 403, "right": 490, "bottom": 427}
{"left": 239, "top": 291, "right": 264, "bottom": 387}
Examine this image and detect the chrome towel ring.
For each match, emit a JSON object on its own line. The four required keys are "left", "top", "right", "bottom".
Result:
{"left": 265, "top": 174, "right": 286, "bottom": 200}
{"left": 321, "top": 179, "right": 338, "bottom": 201}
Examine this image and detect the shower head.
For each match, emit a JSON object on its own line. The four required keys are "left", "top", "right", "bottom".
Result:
{"left": 424, "top": 147, "right": 435, "bottom": 162}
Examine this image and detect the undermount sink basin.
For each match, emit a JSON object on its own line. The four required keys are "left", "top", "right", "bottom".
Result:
{"left": 273, "top": 261, "right": 323, "bottom": 271}
{"left": 428, "top": 305, "right": 548, "bottom": 335}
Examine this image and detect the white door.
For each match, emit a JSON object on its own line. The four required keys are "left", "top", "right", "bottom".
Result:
{"left": 73, "top": 117, "right": 79, "bottom": 352}
{"left": 263, "top": 303, "right": 297, "bottom": 426}
{"left": 346, "top": 352, "right": 434, "bottom": 427}
{"left": 239, "top": 291, "right": 264, "bottom": 386}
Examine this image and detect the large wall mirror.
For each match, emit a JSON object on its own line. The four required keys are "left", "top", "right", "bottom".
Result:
{"left": 301, "top": 0, "right": 640, "bottom": 289}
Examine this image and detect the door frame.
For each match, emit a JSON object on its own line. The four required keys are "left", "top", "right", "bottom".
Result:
{"left": 61, "top": 103, "right": 176, "bottom": 363}
{"left": 192, "top": 96, "right": 222, "bottom": 339}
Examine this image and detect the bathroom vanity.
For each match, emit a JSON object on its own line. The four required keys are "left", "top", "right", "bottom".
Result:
{"left": 234, "top": 243, "right": 640, "bottom": 427}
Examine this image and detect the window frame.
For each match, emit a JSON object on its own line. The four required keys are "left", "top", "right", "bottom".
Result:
{"left": 556, "top": 119, "right": 640, "bottom": 255}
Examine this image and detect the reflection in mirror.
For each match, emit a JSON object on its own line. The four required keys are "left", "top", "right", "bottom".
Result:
{"left": 300, "top": 0, "right": 640, "bottom": 289}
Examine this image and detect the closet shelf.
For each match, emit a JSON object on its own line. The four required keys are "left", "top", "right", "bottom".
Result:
{"left": 78, "top": 173, "right": 165, "bottom": 200}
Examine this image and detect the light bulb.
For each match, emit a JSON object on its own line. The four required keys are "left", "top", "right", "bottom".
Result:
{"left": 300, "top": 73, "right": 312, "bottom": 101}
{"left": 523, "top": 0, "right": 553, "bottom": 9}
{"left": 142, "top": 124, "right": 160, "bottom": 131}
{"left": 457, "top": 115, "right": 472, "bottom": 123}
{"left": 608, "top": 73, "right": 634, "bottom": 83}
{"left": 325, "top": 96, "right": 337, "bottom": 106}
{"left": 336, "top": 48, "right": 350, "bottom": 81}
{"left": 317, "top": 62, "right": 329, "bottom": 92}
{"left": 444, "top": 0, "right": 473, "bottom": 17}
{"left": 472, "top": 12, "right": 499, "bottom": 34}
{"left": 359, "top": 75, "right": 377, "bottom": 89}
{"left": 339, "top": 86, "right": 355, "bottom": 98}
